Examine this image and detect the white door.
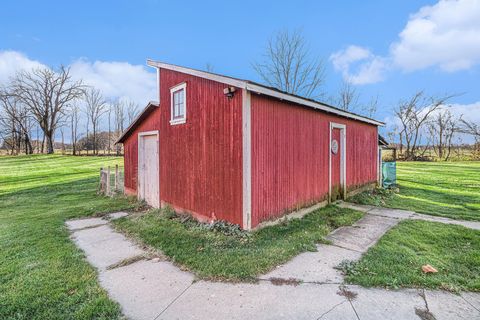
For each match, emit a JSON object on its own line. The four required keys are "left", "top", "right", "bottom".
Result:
{"left": 138, "top": 133, "right": 159, "bottom": 208}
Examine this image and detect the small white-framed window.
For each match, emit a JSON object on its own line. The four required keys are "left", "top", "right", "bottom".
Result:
{"left": 170, "top": 82, "right": 186, "bottom": 125}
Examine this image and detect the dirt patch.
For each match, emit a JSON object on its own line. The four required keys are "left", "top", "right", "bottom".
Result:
{"left": 337, "top": 285, "right": 358, "bottom": 301}
{"left": 269, "top": 277, "right": 301, "bottom": 286}
{"left": 415, "top": 307, "right": 436, "bottom": 320}
{"left": 106, "top": 254, "right": 146, "bottom": 270}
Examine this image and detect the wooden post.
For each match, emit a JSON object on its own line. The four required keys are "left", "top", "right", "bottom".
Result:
{"left": 106, "top": 166, "right": 111, "bottom": 196}
{"left": 114, "top": 164, "right": 119, "bottom": 192}
{"left": 99, "top": 167, "right": 104, "bottom": 193}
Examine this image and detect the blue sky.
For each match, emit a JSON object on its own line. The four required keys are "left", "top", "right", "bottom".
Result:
{"left": 1, "top": 0, "right": 480, "bottom": 136}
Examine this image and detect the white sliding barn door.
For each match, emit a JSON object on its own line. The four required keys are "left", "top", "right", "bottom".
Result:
{"left": 138, "top": 132, "right": 159, "bottom": 208}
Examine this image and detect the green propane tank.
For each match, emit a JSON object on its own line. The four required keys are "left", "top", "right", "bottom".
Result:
{"left": 382, "top": 161, "right": 397, "bottom": 188}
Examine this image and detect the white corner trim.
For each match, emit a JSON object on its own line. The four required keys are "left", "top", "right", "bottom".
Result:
{"left": 156, "top": 68, "right": 160, "bottom": 103}
{"left": 170, "top": 82, "right": 187, "bottom": 125}
{"left": 378, "top": 147, "right": 382, "bottom": 186}
{"left": 242, "top": 89, "right": 252, "bottom": 230}
{"left": 328, "top": 123, "right": 347, "bottom": 202}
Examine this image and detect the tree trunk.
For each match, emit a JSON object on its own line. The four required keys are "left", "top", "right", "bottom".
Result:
{"left": 25, "top": 133, "right": 33, "bottom": 154}
{"left": 93, "top": 125, "right": 97, "bottom": 155}
{"left": 46, "top": 133, "right": 54, "bottom": 154}
{"left": 41, "top": 134, "right": 45, "bottom": 153}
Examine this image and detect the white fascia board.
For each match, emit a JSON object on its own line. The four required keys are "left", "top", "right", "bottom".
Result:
{"left": 147, "top": 59, "right": 384, "bottom": 127}
{"left": 147, "top": 60, "right": 247, "bottom": 89}
{"left": 245, "top": 83, "right": 384, "bottom": 127}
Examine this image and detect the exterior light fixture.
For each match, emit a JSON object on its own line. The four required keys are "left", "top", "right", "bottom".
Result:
{"left": 223, "top": 86, "right": 236, "bottom": 98}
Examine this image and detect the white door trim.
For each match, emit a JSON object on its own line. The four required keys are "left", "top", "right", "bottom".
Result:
{"left": 138, "top": 130, "right": 160, "bottom": 208}
{"left": 328, "top": 123, "right": 346, "bottom": 202}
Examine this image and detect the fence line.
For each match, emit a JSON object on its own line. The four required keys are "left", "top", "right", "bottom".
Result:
{"left": 98, "top": 164, "right": 124, "bottom": 196}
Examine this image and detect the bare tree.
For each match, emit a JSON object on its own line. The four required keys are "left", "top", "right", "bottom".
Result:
{"left": 0, "top": 88, "right": 34, "bottom": 154}
{"left": 336, "top": 81, "right": 359, "bottom": 111}
{"left": 362, "top": 95, "right": 378, "bottom": 119}
{"left": 107, "top": 103, "right": 112, "bottom": 154}
{"left": 125, "top": 100, "right": 140, "bottom": 125}
{"left": 460, "top": 118, "right": 480, "bottom": 138}
{"left": 395, "top": 91, "right": 454, "bottom": 160}
{"left": 331, "top": 81, "right": 378, "bottom": 118}
{"left": 205, "top": 63, "right": 215, "bottom": 72}
{"left": 427, "top": 108, "right": 458, "bottom": 161}
{"left": 84, "top": 88, "right": 107, "bottom": 155}
{"left": 10, "top": 66, "right": 84, "bottom": 154}
{"left": 69, "top": 104, "right": 80, "bottom": 155}
{"left": 460, "top": 118, "right": 480, "bottom": 158}
{"left": 112, "top": 100, "right": 126, "bottom": 155}
{"left": 253, "top": 29, "right": 325, "bottom": 99}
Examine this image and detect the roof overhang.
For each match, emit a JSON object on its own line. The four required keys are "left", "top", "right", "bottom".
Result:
{"left": 115, "top": 101, "right": 159, "bottom": 144}
{"left": 147, "top": 59, "right": 385, "bottom": 127}
{"left": 378, "top": 134, "right": 389, "bottom": 148}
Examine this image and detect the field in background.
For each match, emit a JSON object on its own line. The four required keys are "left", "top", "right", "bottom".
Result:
{"left": 351, "top": 161, "right": 480, "bottom": 221}
{"left": 0, "top": 155, "right": 134, "bottom": 319}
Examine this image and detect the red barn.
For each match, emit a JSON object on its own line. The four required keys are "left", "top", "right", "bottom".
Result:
{"left": 116, "top": 60, "right": 384, "bottom": 230}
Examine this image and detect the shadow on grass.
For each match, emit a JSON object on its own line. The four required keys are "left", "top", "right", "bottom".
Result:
{"left": 389, "top": 185, "right": 480, "bottom": 221}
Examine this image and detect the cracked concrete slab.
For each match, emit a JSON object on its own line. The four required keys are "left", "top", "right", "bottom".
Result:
{"left": 341, "top": 202, "right": 480, "bottom": 231}
{"left": 158, "top": 282, "right": 348, "bottom": 320}
{"left": 107, "top": 211, "right": 129, "bottom": 220}
{"left": 326, "top": 214, "right": 399, "bottom": 252}
{"left": 336, "top": 202, "right": 376, "bottom": 213}
{"left": 100, "top": 259, "right": 194, "bottom": 320}
{"left": 318, "top": 300, "right": 358, "bottom": 319}
{"left": 66, "top": 217, "right": 107, "bottom": 230}
{"left": 349, "top": 286, "right": 424, "bottom": 320}
{"left": 425, "top": 290, "right": 480, "bottom": 320}
{"left": 71, "top": 225, "right": 144, "bottom": 270}
{"left": 260, "top": 244, "right": 361, "bottom": 283}
{"left": 367, "top": 207, "right": 415, "bottom": 220}
{"left": 461, "top": 292, "right": 480, "bottom": 311}
{"left": 66, "top": 209, "right": 480, "bottom": 320}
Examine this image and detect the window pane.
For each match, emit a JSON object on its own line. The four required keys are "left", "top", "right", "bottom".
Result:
{"left": 179, "top": 102, "right": 184, "bottom": 116}
{"left": 172, "top": 88, "right": 185, "bottom": 120}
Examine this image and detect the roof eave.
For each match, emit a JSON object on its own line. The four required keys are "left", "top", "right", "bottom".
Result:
{"left": 147, "top": 59, "right": 385, "bottom": 127}
{"left": 115, "top": 101, "right": 159, "bottom": 145}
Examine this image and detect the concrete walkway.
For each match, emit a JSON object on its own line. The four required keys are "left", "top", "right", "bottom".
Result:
{"left": 66, "top": 208, "right": 480, "bottom": 320}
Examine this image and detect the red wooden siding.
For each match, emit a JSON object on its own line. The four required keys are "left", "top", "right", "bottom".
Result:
{"left": 123, "top": 107, "right": 161, "bottom": 195}
{"left": 251, "top": 94, "right": 378, "bottom": 227}
{"left": 157, "top": 69, "right": 243, "bottom": 224}
{"left": 123, "top": 69, "right": 243, "bottom": 224}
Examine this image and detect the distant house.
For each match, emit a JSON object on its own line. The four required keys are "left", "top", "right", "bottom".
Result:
{"left": 116, "top": 60, "right": 384, "bottom": 229}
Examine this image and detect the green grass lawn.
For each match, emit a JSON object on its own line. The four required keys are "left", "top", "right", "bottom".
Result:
{"left": 113, "top": 206, "right": 363, "bottom": 281}
{"left": 0, "top": 155, "right": 135, "bottom": 320}
{"left": 342, "top": 220, "right": 480, "bottom": 292}
{"left": 350, "top": 161, "right": 480, "bottom": 221}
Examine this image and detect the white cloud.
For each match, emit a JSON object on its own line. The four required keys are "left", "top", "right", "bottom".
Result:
{"left": 391, "top": 0, "right": 480, "bottom": 72}
{"left": 332, "top": 0, "right": 480, "bottom": 83}
{"left": 447, "top": 101, "right": 480, "bottom": 123}
{"left": 0, "top": 51, "right": 46, "bottom": 84}
{"left": 69, "top": 59, "right": 156, "bottom": 105}
{"left": 0, "top": 50, "right": 156, "bottom": 106}
{"left": 330, "top": 45, "right": 388, "bottom": 85}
